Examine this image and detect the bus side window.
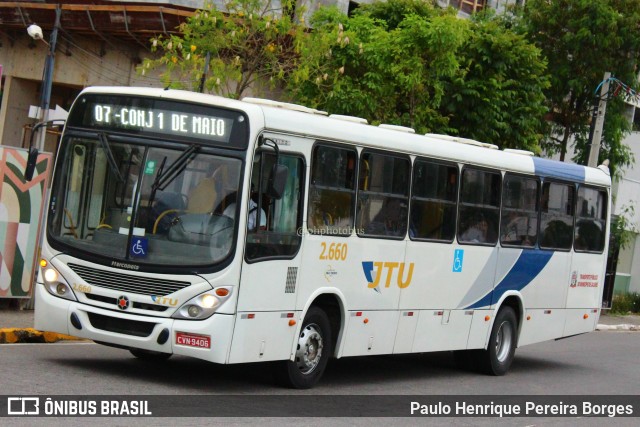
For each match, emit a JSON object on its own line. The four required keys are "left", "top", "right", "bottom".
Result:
{"left": 500, "top": 175, "right": 539, "bottom": 247}
{"left": 539, "top": 182, "right": 574, "bottom": 250}
{"left": 356, "top": 151, "right": 410, "bottom": 238}
{"left": 409, "top": 159, "right": 457, "bottom": 241}
{"left": 308, "top": 144, "right": 356, "bottom": 236}
{"left": 457, "top": 168, "right": 501, "bottom": 245}
{"left": 574, "top": 186, "right": 607, "bottom": 252}
{"left": 245, "top": 153, "right": 304, "bottom": 261}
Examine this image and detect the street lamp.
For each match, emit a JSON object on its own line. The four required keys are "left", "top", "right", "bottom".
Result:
{"left": 27, "top": 5, "right": 61, "bottom": 151}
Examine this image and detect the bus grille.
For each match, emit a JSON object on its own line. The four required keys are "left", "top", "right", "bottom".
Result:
{"left": 85, "top": 293, "right": 168, "bottom": 312}
{"left": 68, "top": 263, "right": 191, "bottom": 296}
{"left": 87, "top": 312, "right": 156, "bottom": 337}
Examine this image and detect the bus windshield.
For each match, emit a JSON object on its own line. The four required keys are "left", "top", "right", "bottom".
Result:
{"left": 47, "top": 135, "right": 242, "bottom": 268}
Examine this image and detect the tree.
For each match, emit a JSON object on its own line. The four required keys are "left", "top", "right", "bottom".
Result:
{"left": 440, "top": 12, "right": 549, "bottom": 152}
{"left": 289, "top": 0, "right": 549, "bottom": 149}
{"left": 288, "top": 1, "right": 468, "bottom": 132}
{"left": 140, "top": 0, "right": 305, "bottom": 99}
{"left": 523, "top": 0, "right": 640, "bottom": 174}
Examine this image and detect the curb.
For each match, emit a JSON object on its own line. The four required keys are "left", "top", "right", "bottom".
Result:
{"left": 596, "top": 324, "right": 640, "bottom": 331}
{"left": 0, "top": 328, "right": 82, "bottom": 344}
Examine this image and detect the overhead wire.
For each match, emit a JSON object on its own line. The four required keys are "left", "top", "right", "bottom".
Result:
{"left": 594, "top": 76, "right": 640, "bottom": 104}
{"left": 49, "top": 28, "right": 207, "bottom": 88}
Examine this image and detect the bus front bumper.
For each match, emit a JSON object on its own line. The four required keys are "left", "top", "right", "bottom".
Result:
{"left": 34, "top": 283, "right": 233, "bottom": 364}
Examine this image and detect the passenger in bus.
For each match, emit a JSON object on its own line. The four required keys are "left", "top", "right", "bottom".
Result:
{"left": 368, "top": 198, "right": 407, "bottom": 236}
{"left": 461, "top": 213, "right": 489, "bottom": 243}
{"left": 502, "top": 212, "right": 536, "bottom": 246}
{"left": 223, "top": 186, "right": 267, "bottom": 231}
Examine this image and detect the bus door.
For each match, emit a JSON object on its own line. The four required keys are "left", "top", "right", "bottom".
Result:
{"left": 565, "top": 186, "right": 608, "bottom": 336}
{"left": 229, "top": 149, "right": 305, "bottom": 363}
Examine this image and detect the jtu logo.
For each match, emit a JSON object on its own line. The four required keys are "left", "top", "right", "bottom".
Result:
{"left": 362, "top": 261, "right": 414, "bottom": 293}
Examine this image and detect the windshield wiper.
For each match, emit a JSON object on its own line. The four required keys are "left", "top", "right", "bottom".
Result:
{"left": 98, "top": 132, "right": 124, "bottom": 182}
{"left": 150, "top": 144, "right": 199, "bottom": 192}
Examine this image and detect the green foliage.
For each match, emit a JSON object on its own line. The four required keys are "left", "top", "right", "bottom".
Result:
{"left": 611, "top": 205, "right": 638, "bottom": 251}
{"left": 610, "top": 292, "right": 640, "bottom": 315}
{"left": 523, "top": 0, "right": 640, "bottom": 170}
{"left": 289, "top": 3, "right": 468, "bottom": 132}
{"left": 441, "top": 12, "right": 549, "bottom": 151}
{"left": 289, "top": 0, "right": 548, "bottom": 146}
{"left": 353, "top": 0, "right": 439, "bottom": 30}
{"left": 139, "top": 0, "right": 305, "bottom": 99}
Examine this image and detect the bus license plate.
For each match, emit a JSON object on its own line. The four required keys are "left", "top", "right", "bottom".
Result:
{"left": 176, "top": 332, "right": 211, "bottom": 349}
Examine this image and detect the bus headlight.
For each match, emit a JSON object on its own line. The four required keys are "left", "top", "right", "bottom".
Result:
{"left": 172, "top": 287, "right": 233, "bottom": 320}
{"left": 40, "top": 260, "right": 77, "bottom": 302}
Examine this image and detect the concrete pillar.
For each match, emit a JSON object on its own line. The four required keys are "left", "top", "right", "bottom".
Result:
{"left": 0, "top": 76, "right": 39, "bottom": 148}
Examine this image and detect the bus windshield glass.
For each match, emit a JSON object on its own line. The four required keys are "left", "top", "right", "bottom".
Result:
{"left": 47, "top": 136, "right": 243, "bottom": 268}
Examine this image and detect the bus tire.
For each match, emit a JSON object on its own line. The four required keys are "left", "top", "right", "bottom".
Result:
{"left": 129, "top": 348, "right": 172, "bottom": 361}
{"left": 479, "top": 306, "right": 517, "bottom": 376}
{"left": 275, "top": 306, "right": 332, "bottom": 389}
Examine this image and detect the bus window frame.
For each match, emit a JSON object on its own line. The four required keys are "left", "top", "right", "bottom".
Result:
{"left": 244, "top": 149, "right": 306, "bottom": 264}
{"left": 307, "top": 141, "right": 358, "bottom": 238}
{"left": 538, "top": 178, "right": 576, "bottom": 252}
{"left": 456, "top": 165, "right": 502, "bottom": 247}
{"left": 573, "top": 184, "right": 608, "bottom": 254}
{"left": 355, "top": 148, "right": 412, "bottom": 241}
{"left": 499, "top": 172, "right": 540, "bottom": 249}
{"left": 408, "top": 157, "right": 459, "bottom": 243}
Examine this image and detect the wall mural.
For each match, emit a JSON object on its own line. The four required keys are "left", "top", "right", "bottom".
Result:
{"left": 0, "top": 147, "right": 52, "bottom": 298}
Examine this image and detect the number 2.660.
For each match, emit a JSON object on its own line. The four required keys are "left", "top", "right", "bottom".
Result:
{"left": 319, "top": 242, "right": 348, "bottom": 261}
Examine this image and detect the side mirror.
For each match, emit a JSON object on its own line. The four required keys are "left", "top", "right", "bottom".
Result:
{"left": 24, "top": 147, "right": 39, "bottom": 182}
{"left": 266, "top": 164, "right": 288, "bottom": 199}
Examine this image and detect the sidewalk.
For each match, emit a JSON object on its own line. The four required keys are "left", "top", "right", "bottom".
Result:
{"left": 595, "top": 312, "right": 640, "bottom": 331}
{"left": 0, "top": 301, "right": 80, "bottom": 343}
{"left": 1, "top": 304, "right": 638, "bottom": 343}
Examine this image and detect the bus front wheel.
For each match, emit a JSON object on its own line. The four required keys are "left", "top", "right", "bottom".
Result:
{"left": 275, "top": 306, "right": 332, "bottom": 389}
{"left": 479, "top": 306, "right": 517, "bottom": 376}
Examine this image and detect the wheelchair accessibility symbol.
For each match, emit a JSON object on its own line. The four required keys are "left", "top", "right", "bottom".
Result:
{"left": 452, "top": 249, "right": 464, "bottom": 273}
{"left": 130, "top": 237, "right": 148, "bottom": 258}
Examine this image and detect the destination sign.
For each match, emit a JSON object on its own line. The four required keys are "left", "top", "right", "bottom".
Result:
{"left": 92, "top": 104, "right": 232, "bottom": 140}
{"left": 68, "top": 94, "right": 249, "bottom": 148}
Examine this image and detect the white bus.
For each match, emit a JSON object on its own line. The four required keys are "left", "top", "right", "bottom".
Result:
{"left": 34, "top": 87, "right": 610, "bottom": 388}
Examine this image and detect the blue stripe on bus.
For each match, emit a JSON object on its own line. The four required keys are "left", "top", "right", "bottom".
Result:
{"left": 532, "top": 157, "right": 586, "bottom": 182}
{"left": 465, "top": 250, "right": 553, "bottom": 309}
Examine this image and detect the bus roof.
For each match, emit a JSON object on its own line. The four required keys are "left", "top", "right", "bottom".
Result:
{"left": 77, "top": 86, "right": 612, "bottom": 188}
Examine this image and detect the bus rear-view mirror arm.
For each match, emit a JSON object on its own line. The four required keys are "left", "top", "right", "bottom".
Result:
{"left": 259, "top": 137, "right": 288, "bottom": 200}
{"left": 24, "top": 120, "right": 66, "bottom": 182}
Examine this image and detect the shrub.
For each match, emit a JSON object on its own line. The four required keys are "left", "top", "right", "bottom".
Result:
{"left": 610, "top": 292, "right": 640, "bottom": 315}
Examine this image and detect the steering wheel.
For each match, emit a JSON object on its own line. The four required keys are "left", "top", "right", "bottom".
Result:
{"left": 152, "top": 209, "right": 181, "bottom": 234}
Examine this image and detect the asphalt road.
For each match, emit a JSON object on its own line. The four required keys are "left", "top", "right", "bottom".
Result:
{"left": 1, "top": 330, "right": 639, "bottom": 426}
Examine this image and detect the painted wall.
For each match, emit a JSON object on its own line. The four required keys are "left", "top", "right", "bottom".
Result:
{"left": 615, "top": 131, "right": 640, "bottom": 293}
{"left": 0, "top": 147, "right": 52, "bottom": 298}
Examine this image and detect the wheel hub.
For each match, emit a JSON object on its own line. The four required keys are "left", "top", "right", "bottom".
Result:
{"left": 295, "top": 323, "right": 324, "bottom": 375}
{"left": 495, "top": 320, "right": 513, "bottom": 363}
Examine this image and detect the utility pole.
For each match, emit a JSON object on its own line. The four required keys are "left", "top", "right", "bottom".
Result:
{"left": 198, "top": 51, "right": 211, "bottom": 93}
{"left": 37, "top": 5, "right": 61, "bottom": 151}
{"left": 588, "top": 71, "right": 611, "bottom": 167}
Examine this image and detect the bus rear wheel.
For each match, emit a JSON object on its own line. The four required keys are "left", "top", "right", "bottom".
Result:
{"left": 479, "top": 306, "right": 517, "bottom": 376}
{"left": 129, "top": 348, "right": 172, "bottom": 361}
{"left": 275, "top": 306, "right": 332, "bottom": 389}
